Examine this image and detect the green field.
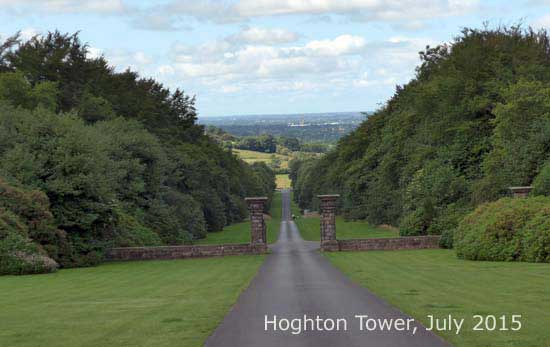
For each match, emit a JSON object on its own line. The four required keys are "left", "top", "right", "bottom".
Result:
{"left": 295, "top": 216, "right": 399, "bottom": 241}
{"left": 196, "top": 191, "right": 282, "bottom": 245}
{"left": 326, "top": 249, "right": 550, "bottom": 347}
{"left": 275, "top": 174, "right": 291, "bottom": 189}
{"left": 0, "top": 256, "right": 265, "bottom": 347}
{"left": 233, "top": 149, "right": 290, "bottom": 169}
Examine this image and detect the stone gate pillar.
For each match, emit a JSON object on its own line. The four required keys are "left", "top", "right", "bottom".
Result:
{"left": 509, "top": 186, "right": 533, "bottom": 198}
{"left": 318, "top": 194, "right": 339, "bottom": 251}
{"left": 245, "top": 197, "right": 268, "bottom": 247}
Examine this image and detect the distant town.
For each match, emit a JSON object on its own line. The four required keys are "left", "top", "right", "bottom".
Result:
{"left": 199, "top": 112, "right": 367, "bottom": 143}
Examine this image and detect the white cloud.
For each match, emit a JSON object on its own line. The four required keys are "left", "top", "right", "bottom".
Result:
{"left": 221, "top": 85, "right": 242, "bottom": 93}
{"left": 532, "top": 14, "right": 550, "bottom": 29}
{"left": 98, "top": 49, "right": 154, "bottom": 74}
{"left": 86, "top": 47, "right": 103, "bottom": 59}
{"left": 0, "top": 0, "right": 481, "bottom": 33}
{"left": 304, "top": 35, "right": 366, "bottom": 56}
{"left": 168, "top": 34, "right": 369, "bottom": 82}
{"left": 131, "top": 13, "right": 192, "bottom": 31}
{"left": 0, "top": 0, "right": 127, "bottom": 14}
{"left": 163, "top": 0, "right": 479, "bottom": 28}
{"left": 20, "top": 27, "right": 39, "bottom": 40}
{"left": 228, "top": 26, "right": 299, "bottom": 44}
{"left": 160, "top": 32, "right": 433, "bottom": 97}
{"left": 158, "top": 65, "right": 175, "bottom": 75}
{"left": 353, "top": 71, "right": 398, "bottom": 88}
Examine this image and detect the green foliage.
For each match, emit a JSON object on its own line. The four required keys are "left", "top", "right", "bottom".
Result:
{"left": 454, "top": 197, "right": 550, "bottom": 262}
{"left": 0, "top": 71, "right": 57, "bottom": 111}
{"left": 249, "top": 162, "right": 277, "bottom": 211}
{"left": 400, "top": 161, "right": 469, "bottom": 236}
{"left": 236, "top": 134, "right": 277, "bottom": 153}
{"left": 532, "top": 161, "right": 550, "bottom": 196}
{"left": 0, "top": 31, "right": 276, "bottom": 273}
{"left": 77, "top": 92, "right": 115, "bottom": 123}
{"left": 480, "top": 80, "right": 550, "bottom": 201}
{"left": 521, "top": 209, "right": 550, "bottom": 262}
{"left": 292, "top": 26, "right": 550, "bottom": 243}
{"left": 145, "top": 190, "right": 205, "bottom": 243}
{"left": 206, "top": 126, "right": 330, "bottom": 157}
{"left": 112, "top": 210, "right": 162, "bottom": 247}
{"left": 279, "top": 136, "right": 300, "bottom": 151}
{"left": 0, "top": 107, "right": 117, "bottom": 238}
{"left": 0, "top": 176, "right": 67, "bottom": 253}
{"left": 0, "top": 231, "right": 58, "bottom": 275}
{"left": 0, "top": 177, "right": 59, "bottom": 274}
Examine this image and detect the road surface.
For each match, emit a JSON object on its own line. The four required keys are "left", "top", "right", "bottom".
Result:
{"left": 205, "top": 190, "right": 448, "bottom": 347}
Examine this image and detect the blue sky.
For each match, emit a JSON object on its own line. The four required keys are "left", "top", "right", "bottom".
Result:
{"left": 1, "top": 1, "right": 550, "bottom": 117}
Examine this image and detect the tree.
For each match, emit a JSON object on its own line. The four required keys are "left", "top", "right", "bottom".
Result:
{"left": 292, "top": 26, "right": 550, "bottom": 241}
{"left": 0, "top": 30, "right": 277, "bottom": 272}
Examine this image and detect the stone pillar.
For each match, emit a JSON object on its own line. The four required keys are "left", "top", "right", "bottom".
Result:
{"left": 318, "top": 194, "right": 340, "bottom": 251}
{"left": 509, "top": 186, "right": 533, "bottom": 198}
{"left": 245, "top": 197, "right": 268, "bottom": 247}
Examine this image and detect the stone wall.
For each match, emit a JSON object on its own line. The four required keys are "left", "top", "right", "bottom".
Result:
{"left": 106, "top": 243, "right": 268, "bottom": 262}
{"left": 321, "top": 236, "right": 441, "bottom": 252}
{"left": 318, "top": 194, "right": 340, "bottom": 251}
{"left": 246, "top": 197, "right": 268, "bottom": 245}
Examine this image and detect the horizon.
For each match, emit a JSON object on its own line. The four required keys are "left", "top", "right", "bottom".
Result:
{"left": 2, "top": 1, "right": 550, "bottom": 117}
{"left": 198, "top": 110, "right": 366, "bottom": 119}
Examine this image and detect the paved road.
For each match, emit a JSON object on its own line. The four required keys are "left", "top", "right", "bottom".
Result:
{"left": 206, "top": 190, "right": 448, "bottom": 347}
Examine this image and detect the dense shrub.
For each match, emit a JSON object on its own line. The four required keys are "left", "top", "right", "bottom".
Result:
{"left": 0, "top": 232, "right": 58, "bottom": 275}
{"left": 145, "top": 190, "right": 205, "bottom": 243}
{"left": 454, "top": 197, "right": 550, "bottom": 262}
{"left": 400, "top": 209, "right": 431, "bottom": 236}
{"left": 0, "top": 230, "right": 58, "bottom": 275}
{"left": 439, "top": 229, "right": 455, "bottom": 249}
{"left": 520, "top": 209, "right": 550, "bottom": 262}
{"left": 112, "top": 211, "right": 162, "bottom": 247}
{"left": 399, "top": 162, "right": 469, "bottom": 236}
{"left": 0, "top": 176, "right": 68, "bottom": 270}
{"left": 532, "top": 162, "right": 550, "bottom": 196}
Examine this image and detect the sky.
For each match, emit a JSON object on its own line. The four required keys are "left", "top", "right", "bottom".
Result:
{"left": 1, "top": 1, "right": 550, "bottom": 117}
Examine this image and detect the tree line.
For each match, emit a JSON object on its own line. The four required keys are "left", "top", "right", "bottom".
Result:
{"left": 205, "top": 126, "right": 330, "bottom": 154}
{"left": 0, "top": 31, "right": 275, "bottom": 274}
{"left": 291, "top": 26, "right": 550, "bottom": 249}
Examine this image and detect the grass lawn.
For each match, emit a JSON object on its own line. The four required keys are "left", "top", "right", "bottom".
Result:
{"left": 0, "top": 256, "right": 265, "bottom": 347}
{"left": 325, "top": 249, "right": 550, "bottom": 347}
{"left": 196, "top": 191, "right": 282, "bottom": 245}
{"left": 290, "top": 191, "right": 301, "bottom": 216}
{"left": 276, "top": 174, "right": 291, "bottom": 189}
{"left": 295, "top": 215, "right": 399, "bottom": 241}
{"left": 233, "top": 149, "right": 290, "bottom": 169}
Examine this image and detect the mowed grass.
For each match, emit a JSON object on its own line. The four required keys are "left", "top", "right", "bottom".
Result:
{"left": 0, "top": 256, "right": 265, "bottom": 347}
{"left": 295, "top": 215, "right": 399, "bottom": 241}
{"left": 276, "top": 174, "right": 291, "bottom": 189}
{"left": 233, "top": 149, "right": 290, "bottom": 169}
{"left": 326, "top": 249, "right": 550, "bottom": 347}
{"left": 196, "top": 191, "right": 282, "bottom": 245}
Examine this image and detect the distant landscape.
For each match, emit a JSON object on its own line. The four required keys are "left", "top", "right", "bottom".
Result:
{"left": 2, "top": 8, "right": 550, "bottom": 347}
{"left": 201, "top": 112, "right": 366, "bottom": 189}
{"left": 199, "top": 112, "right": 366, "bottom": 143}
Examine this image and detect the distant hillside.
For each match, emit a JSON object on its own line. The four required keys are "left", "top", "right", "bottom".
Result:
{"left": 200, "top": 112, "right": 367, "bottom": 143}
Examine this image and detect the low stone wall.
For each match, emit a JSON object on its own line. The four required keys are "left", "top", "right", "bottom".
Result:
{"left": 321, "top": 236, "right": 441, "bottom": 252}
{"left": 106, "top": 243, "right": 268, "bottom": 261}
